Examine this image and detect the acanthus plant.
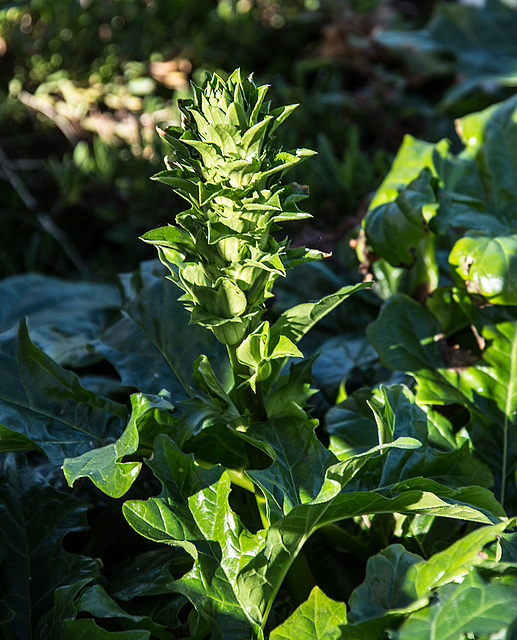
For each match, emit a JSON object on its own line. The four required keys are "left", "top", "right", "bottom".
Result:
{"left": 0, "top": 69, "right": 515, "bottom": 639}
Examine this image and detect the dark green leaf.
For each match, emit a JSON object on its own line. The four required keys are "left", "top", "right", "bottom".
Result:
{"left": 0, "top": 273, "right": 121, "bottom": 369}
{"left": 0, "top": 320, "right": 126, "bottom": 464}
{"left": 0, "top": 455, "right": 99, "bottom": 638}
{"left": 63, "top": 619, "right": 150, "bottom": 639}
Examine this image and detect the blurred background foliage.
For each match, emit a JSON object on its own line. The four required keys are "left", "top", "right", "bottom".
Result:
{"left": 1, "top": 0, "right": 516, "bottom": 280}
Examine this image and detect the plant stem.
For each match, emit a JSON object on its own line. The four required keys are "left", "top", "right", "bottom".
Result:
{"left": 227, "top": 342, "right": 268, "bottom": 422}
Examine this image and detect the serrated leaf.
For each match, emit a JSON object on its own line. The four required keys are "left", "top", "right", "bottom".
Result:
{"left": 62, "top": 393, "right": 176, "bottom": 498}
{"left": 246, "top": 415, "right": 336, "bottom": 522}
{"left": 270, "top": 586, "right": 348, "bottom": 639}
{"left": 0, "top": 320, "right": 126, "bottom": 464}
{"left": 367, "top": 296, "right": 517, "bottom": 507}
{"left": 329, "top": 385, "right": 494, "bottom": 491}
{"left": 122, "top": 435, "right": 265, "bottom": 640}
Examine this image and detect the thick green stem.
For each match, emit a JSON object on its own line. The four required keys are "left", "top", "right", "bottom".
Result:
{"left": 227, "top": 342, "right": 268, "bottom": 422}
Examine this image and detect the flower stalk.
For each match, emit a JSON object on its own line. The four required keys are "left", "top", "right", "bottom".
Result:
{"left": 142, "top": 69, "right": 321, "bottom": 410}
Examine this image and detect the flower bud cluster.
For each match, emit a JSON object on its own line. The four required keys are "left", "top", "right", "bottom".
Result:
{"left": 142, "top": 69, "right": 320, "bottom": 348}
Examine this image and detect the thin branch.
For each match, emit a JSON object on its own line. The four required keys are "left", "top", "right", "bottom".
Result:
{"left": 0, "top": 145, "right": 86, "bottom": 272}
{"left": 18, "top": 90, "right": 80, "bottom": 144}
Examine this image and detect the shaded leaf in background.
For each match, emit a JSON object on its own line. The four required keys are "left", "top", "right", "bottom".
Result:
{"left": 0, "top": 273, "right": 121, "bottom": 369}
{"left": 347, "top": 544, "right": 421, "bottom": 623}
{"left": 62, "top": 619, "right": 150, "bottom": 639}
{"left": 0, "top": 320, "right": 127, "bottom": 464}
{"left": 74, "top": 584, "right": 173, "bottom": 639}
{"left": 376, "top": 0, "right": 517, "bottom": 111}
{"left": 0, "top": 454, "right": 99, "bottom": 639}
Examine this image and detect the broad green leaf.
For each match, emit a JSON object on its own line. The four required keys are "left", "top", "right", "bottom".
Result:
{"left": 347, "top": 522, "right": 508, "bottom": 629}
{"left": 364, "top": 170, "right": 438, "bottom": 268}
{"left": 62, "top": 393, "right": 176, "bottom": 498}
{"left": 368, "top": 135, "right": 448, "bottom": 210}
{"left": 270, "top": 586, "right": 348, "bottom": 639}
{"left": 396, "top": 570, "right": 517, "bottom": 640}
{"left": 0, "top": 273, "right": 121, "bottom": 369}
{"left": 409, "top": 521, "right": 509, "bottom": 598}
{"left": 450, "top": 233, "right": 517, "bottom": 305}
{"left": 0, "top": 454, "right": 99, "bottom": 638}
{"left": 246, "top": 416, "right": 336, "bottom": 522}
{"left": 121, "top": 431, "right": 502, "bottom": 639}
{"left": 265, "top": 356, "right": 318, "bottom": 420}
{"left": 327, "top": 385, "right": 493, "bottom": 493}
{"left": 0, "top": 320, "right": 126, "bottom": 464}
{"left": 368, "top": 296, "right": 517, "bottom": 507}
{"left": 122, "top": 435, "right": 265, "bottom": 640}
{"left": 366, "top": 295, "right": 476, "bottom": 408}
{"left": 347, "top": 545, "right": 422, "bottom": 623}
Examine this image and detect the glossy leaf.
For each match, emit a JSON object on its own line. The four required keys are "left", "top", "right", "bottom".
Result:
{"left": 62, "top": 393, "right": 176, "bottom": 498}
{"left": 396, "top": 570, "right": 517, "bottom": 640}
{"left": 364, "top": 170, "right": 438, "bottom": 268}
{"left": 450, "top": 232, "right": 517, "bottom": 304}
{"left": 270, "top": 586, "right": 348, "bottom": 639}
{"left": 368, "top": 295, "right": 517, "bottom": 507}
